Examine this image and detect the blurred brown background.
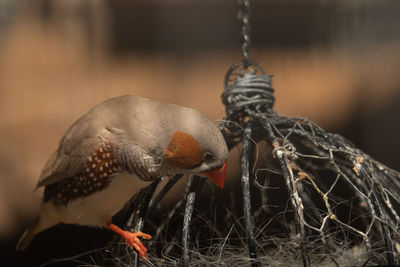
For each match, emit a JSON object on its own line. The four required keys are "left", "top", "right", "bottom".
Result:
{"left": 0, "top": 0, "right": 399, "bottom": 266}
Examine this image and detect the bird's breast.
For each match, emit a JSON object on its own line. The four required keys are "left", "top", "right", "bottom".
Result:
{"left": 56, "top": 172, "right": 152, "bottom": 227}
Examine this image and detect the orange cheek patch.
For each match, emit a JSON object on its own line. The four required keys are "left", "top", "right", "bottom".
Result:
{"left": 165, "top": 131, "right": 204, "bottom": 169}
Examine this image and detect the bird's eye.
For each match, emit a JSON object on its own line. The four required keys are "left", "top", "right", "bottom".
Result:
{"left": 204, "top": 152, "right": 214, "bottom": 162}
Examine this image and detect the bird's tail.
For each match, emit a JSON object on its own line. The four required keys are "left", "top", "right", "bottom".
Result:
{"left": 16, "top": 217, "right": 40, "bottom": 251}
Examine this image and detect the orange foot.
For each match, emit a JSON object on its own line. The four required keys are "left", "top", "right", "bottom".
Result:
{"left": 107, "top": 222, "right": 152, "bottom": 260}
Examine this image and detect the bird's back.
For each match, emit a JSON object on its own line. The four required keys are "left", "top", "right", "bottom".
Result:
{"left": 37, "top": 95, "right": 209, "bottom": 188}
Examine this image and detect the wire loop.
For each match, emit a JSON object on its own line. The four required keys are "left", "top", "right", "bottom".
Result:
{"left": 222, "top": 61, "right": 275, "bottom": 123}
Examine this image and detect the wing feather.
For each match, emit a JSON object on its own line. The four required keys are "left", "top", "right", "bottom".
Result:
{"left": 36, "top": 120, "right": 103, "bottom": 188}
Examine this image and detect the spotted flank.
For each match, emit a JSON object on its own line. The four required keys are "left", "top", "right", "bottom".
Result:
{"left": 44, "top": 142, "right": 122, "bottom": 205}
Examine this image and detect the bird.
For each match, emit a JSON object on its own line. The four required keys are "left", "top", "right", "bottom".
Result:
{"left": 16, "top": 95, "right": 228, "bottom": 260}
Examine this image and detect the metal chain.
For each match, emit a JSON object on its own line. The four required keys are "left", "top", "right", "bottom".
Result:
{"left": 238, "top": 0, "right": 251, "bottom": 66}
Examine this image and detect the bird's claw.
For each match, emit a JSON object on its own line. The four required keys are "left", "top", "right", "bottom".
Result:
{"left": 123, "top": 231, "right": 152, "bottom": 260}
{"left": 107, "top": 223, "right": 152, "bottom": 261}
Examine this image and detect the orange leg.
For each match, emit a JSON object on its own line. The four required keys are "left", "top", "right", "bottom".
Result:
{"left": 107, "top": 222, "right": 152, "bottom": 260}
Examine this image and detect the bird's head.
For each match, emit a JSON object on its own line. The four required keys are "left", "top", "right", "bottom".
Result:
{"left": 164, "top": 129, "right": 228, "bottom": 189}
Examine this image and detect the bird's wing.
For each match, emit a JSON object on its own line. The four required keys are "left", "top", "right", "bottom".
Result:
{"left": 36, "top": 123, "right": 101, "bottom": 188}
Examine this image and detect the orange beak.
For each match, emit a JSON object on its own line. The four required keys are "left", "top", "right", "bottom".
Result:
{"left": 204, "top": 162, "right": 227, "bottom": 189}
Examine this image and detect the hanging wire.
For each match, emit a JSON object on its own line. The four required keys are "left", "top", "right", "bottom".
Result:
{"left": 146, "top": 174, "right": 184, "bottom": 219}
{"left": 238, "top": 0, "right": 252, "bottom": 66}
{"left": 130, "top": 181, "right": 159, "bottom": 267}
{"left": 261, "top": 118, "right": 310, "bottom": 267}
{"left": 180, "top": 175, "right": 207, "bottom": 266}
{"left": 241, "top": 121, "right": 260, "bottom": 266}
{"left": 222, "top": 60, "right": 275, "bottom": 120}
{"left": 182, "top": 192, "right": 196, "bottom": 266}
{"left": 219, "top": 2, "right": 400, "bottom": 263}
